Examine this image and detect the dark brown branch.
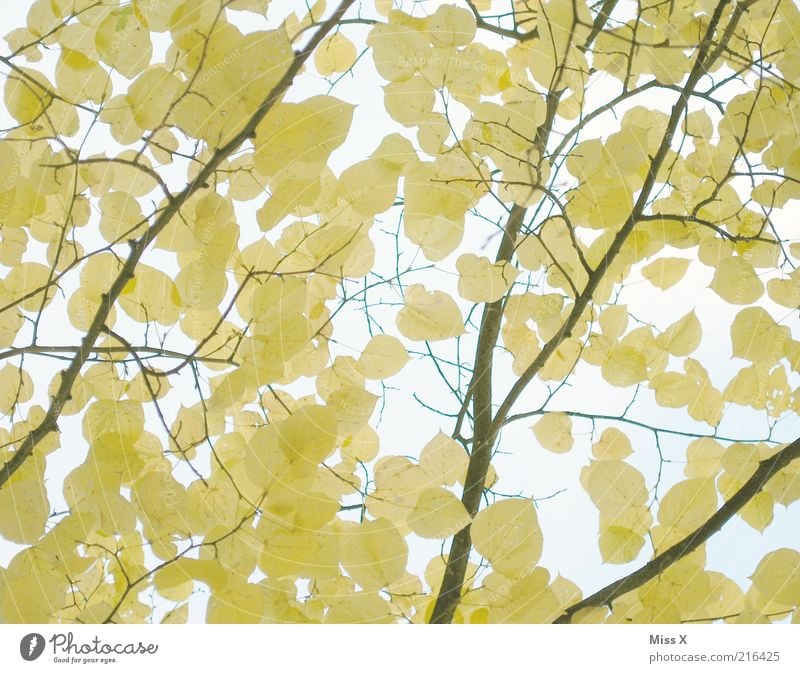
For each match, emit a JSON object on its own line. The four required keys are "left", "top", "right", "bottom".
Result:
{"left": 0, "top": 0, "right": 357, "bottom": 490}
{"left": 429, "top": 204, "right": 527, "bottom": 624}
{"left": 554, "top": 436, "right": 800, "bottom": 622}
{"left": 430, "top": 83, "right": 564, "bottom": 624}
{"left": 429, "top": 0, "right": 623, "bottom": 624}
{"left": 0, "top": 344, "right": 236, "bottom": 368}
{"left": 490, "top": 0, "right": 738, "bottom": 437}
{"left": 464, "top": 0, "right": 539, "bottom": 42}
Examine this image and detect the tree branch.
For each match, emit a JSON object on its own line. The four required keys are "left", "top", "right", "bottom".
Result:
{"left": 554, "top": 436, "right": 800, "bottom": 623}
{"left": 0, "top": 343, "right": 237, "bottom": 368}
{"left": 430, "top": 1, "right": 623, "bottom": 624}
{"left": 429, "top": 204, "right": 527, "bottom": 624}
{"left": 490, "top": 0, "right": 738, "bottom": 438}
{"left": 0, "top": 0, "right": 357, "bottom": 490}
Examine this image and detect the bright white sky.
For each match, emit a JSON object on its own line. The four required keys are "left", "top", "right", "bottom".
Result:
{"left": 0, "top": 0, "right": 798, "bottom": 623}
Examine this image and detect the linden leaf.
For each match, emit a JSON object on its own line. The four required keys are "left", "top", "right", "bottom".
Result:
{"left": 0, "top": 451, "right": 48, "bottom": 543}
{"left": 658, "top": 478, "right": 718, "bottom": 533}
{"left": 730, "top": 307, "right": 790, "bottom": 366}
{"left": 253, "top": 96, "right": 354, "bottom": 179}
{"left": 684, "top": 438, "right": 724, "bottom": 478}
{"left": 3, "top": 68, "right": 52, "bottom": 124}
{"left": 119, "top": 264, "right": 182, "bottom": 326}
{"left": 739, "top": 491, "right": 774, "bottom": 533}
{"left": 0, "top": 365, "right": 33, "bottom": 415}
{"left": 427, "top": 5, "right": 477, "bottom": 47}
{"left": 656, "top": 310, "right": 702, "bottom": 357}
{"left": 408, "top": 487, "right": 470, "bottom": 539}
{"left": 599, "top": 525, "right": 645, "bottom": 564}
{"left": 592, "top": 428, "right": 633, "bottom": 461}
{"left": 419, "top": 432, "right": 468, "bottom": 486}
{"left": 95, "top": 7, "right": 152, "bottom": 78}
{"left": 315, "top": 32, "right": 358, "bottom": 76}
{"left": 750, "top": 549, "right": 800, "bottom": 608}
{"left": 339, "top": 518, "right": 408, "bottom": 590}
{"left": 99, "top": 191, "right": 146, "bottom": 243}
{"left": 710, "top": 256, "right": 764, "bottom": 305}
{"left": 532, "top": 413, "right": 574, "bottom": 453}
{"left": 456, "top": 253, "right": 519, "bottom": 303}
{"left": 471, "top": 499, "right": 543, "bottom": 576}
{"left": 356, "top": 334, "right": 410, "bottom": 379}
{"left": 83, "top": 399, "right": 144, "bottom": 444}
{"left": 767, "top": 275, "right": 800, "bottom": 309}
{"left": 601, "top": 345, "right": 647, "bottom": 387}
{"left": 580, "top": 460, "right": 648, "bottom": 521}
{"left": 367, "top": 22, "right": 430, "bottom": 83}
{"left": 277, "top": 405, "right": 339, "bottom": 468}
{"left": 396, "top": 284, "right": 465, "bottom": 341}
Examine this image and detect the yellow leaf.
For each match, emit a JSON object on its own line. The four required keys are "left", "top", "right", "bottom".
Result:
{"left": 338, "top": 158, "right": 400, "bottom": 216}
{"left": 384, "top": 76, "right": 435, "bottom": 126}
{"left": 325, "top": 590, "right": 395, "bottom": 623}
{"left": 119, "top": 264, "right": 182, "bottom": 325}
{"left": 99, "top": 191, "right": 147, "bottom": 243}
{"left": 720, "top": 442, "right": 759, "bottom": 482}
{"left": 0, "top": 365, "right": 33, "bottom": 415}
{"left": 684, "top": 438, "right": 723, "bottom": 478}
{"left": 730, "top": 307, "right": 790, "bottom": 366}
{"left": 427, "top": 5, "right": 476, "bottom": 47}
{"left": 95, "top": 8, "right": 152, "bottom": 78}
{"left": 161, "top": 604, "right": 189, "bottom": 624}
{"left": 408, "top": 487, "right": 470, "bottom": 539}
{"left": 4, "top": 261, "right": 57, "bottom": 311}
{"left": 656, "top": 310, "right": 702, "bottom": 356}
{"left": 602, "top": 345, "right": 647, "bottom": 387}
{"left": 532, "top": 413, "right": 574, "bottom": 453}
{"left": 341, "top": 424, "right": 380, "bottom": 463}
{"left": 580, "top": 460, "right": 648, "bottom": 520}
{"left": 396, "top": 284, "right": 465, "bottom": 341}
{"left": 750, "top": 549, "right": 800, "bottom": 607}
{"left": 683, "top": 110, "right": 713, "bottom": 138}
{"left": 739, "top": 491, "right": 774, "bottom": 533}
{"left": 658, "top": 478, "right": 717, "bottom": 533}
{"left": 277, "top": 405, "right": 339, "bottom": 468}
{"left": 419, "top": 432, "right": 468, "bottom": 486}
{"left": 356, "top": 334, "right": 410, "bottom": 379}
{"left": 763, "top": 459, "right": 800, "bottom": 507}
{"left": 339, "top": 518, "right": 408, "bottom": 590}
{"left": 592, "top": 428, "right": 632, "bottom": 461}
{"left": 540, "top": 337, "right": 582, "bottom": 381}
{"left": 471, "top": 499, "right": 543, "bottom": 576}
{"left": 3, "top": 68, "right": 52, "bottom": 124}
{"left": 254, "top": 96, "right": 354, "bottom": 179}
{"left": 55, "top": 49, "right": 109, "bottom": 105}
{"left": 366, "top": 455, "right": 432, "bottom": 524}
{"left": 0, "top": 450, "right": 48, "bottom": 543}
{"left": 315, "top": 32, "right": 357, "bottom": 76}
{"left": 83, "top": 399, "right": 144, "bottom": 444}
{"left": 456, "top": 253, "right": 519, "bottom": 303}
{"left": 598, "top": 304, "right": 629, "bottom": 338}
{"left": 710, "top": 255, "right": 764, "bottom": 304}
{"left": 367, "top": 22, "right": 430, "bottom": 82}
{"left": 767, "top": 275, "right": 800, "bottom": 308}
{"left": 374, "top": 0, "right": 392, "bottom": 16}
{"left": 486, "top": 567, "right": 561, "bottom": 623}
{"left": 599, "top": 525, "right": 645, "bottom": 564}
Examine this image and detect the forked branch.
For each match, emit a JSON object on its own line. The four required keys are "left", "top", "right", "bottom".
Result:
{"left": 554, "top": 437, "right": 800, "bottom": 622}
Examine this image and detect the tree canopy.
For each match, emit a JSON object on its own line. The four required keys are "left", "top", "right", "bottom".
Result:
{"left": 0, "top": 0, "right": 799, "bottom": 624}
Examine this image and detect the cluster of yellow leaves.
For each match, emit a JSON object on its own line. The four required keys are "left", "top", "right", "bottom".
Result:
{"left": 581, "top": 429, "right": 652, "bottom": 564}
{"left": 1, "top": 0, "right": 800, "bottom": 628}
